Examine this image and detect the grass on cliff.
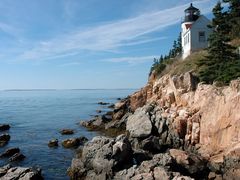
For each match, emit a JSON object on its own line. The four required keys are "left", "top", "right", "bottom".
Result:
{"left": 153, "top": 50, "right": 207, "bottom": 78}
{"left": 152, "top": 37, "right": 240, "bottom": 83}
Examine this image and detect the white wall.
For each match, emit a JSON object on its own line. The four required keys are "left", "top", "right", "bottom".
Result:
{"left": 181, "top": 15, "right": 212, "bottom": 59}
{"left": 182, "top": 28, "right": 191, "bottom": 59}
{"left": 190, "top": 16, "right": 212, "bottom": 52}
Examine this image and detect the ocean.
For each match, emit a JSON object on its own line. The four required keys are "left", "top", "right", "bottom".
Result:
{"left": 0, "top": 89, "right": 135, "bottom": 179}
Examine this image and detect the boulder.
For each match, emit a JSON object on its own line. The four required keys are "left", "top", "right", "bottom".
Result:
{"left": 98, "top": 102, "right": 110, "bottom": 105}
{"left": 62, "top": 138, "right": 80, "bottom": 148}
{"left": 0, "top": 166, "right": 43, "bottom": 179}
{"left": 68, "top": 135, "right": 133, "bottom": 179}
{"left": 60, "top": 129, "right": 74, "bottom": 135}
{"left": 169, "top": 149, "right": 207, "bottom": 176}
{"left": 9, "top": 153, "right": 25, "bottom": 162}
{"left": 126, "top": 110, "right": 152, "bottom": 138}
{"left": 48, "top": 139, "right": 58, "bottom": 147}
{"left": 80, "top": 115, "right": 112, "bottom": 131}
{"left": 0, "top": 148, "right": 20, "bottom": 158}
{"left": 62, "top": 136, "right": 88, "bottom": 148}
{"left": 0, "top": 124, "right": 10, "bottom": 131}
{"left": 0, "top": 134, "right": 10, "bottom": 147}
{"left": 0, "top": 134, "right": 10, "bottom": 141}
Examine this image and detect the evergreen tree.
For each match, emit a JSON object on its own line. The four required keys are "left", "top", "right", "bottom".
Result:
{"left": 223, "top": 0, "right": 240, "bottom": 38}
{"left": 197, "top": 2, "right": 240, "bottom": 84}
{"left": 173, "top": 40, "right": 178, "bottom": 56}
{"left": 168, "top": 49, "right": 172, "bottom": 58}
{"left": 160, "top": 55, "right": 164, "bottom": 62}
{"left": 176, "top": 32, "right": 182, "bottom": 55}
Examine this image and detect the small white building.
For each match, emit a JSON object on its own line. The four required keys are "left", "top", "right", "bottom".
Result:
{"left": 181, "top": 3, "right": 212, "bottom": 59}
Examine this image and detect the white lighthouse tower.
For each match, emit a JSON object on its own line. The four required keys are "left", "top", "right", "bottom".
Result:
{"left": 181, "top": 3, "right": 212, "bottom": 59}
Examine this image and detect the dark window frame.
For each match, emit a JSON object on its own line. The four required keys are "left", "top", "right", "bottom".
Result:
{"left": 199, "top": 31, "right": 206, "bottom": 42}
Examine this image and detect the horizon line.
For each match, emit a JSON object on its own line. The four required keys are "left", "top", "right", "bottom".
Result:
{"left": 1, "top": 88, "right": 139, "bottom": 92}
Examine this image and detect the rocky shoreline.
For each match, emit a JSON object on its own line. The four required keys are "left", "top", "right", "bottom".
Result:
{"left": 0, "top": 124, "right": 44, "bottom": 179}
{"left": 0, "top": 72, "right": 239, "bottom": 179}
{"left": 68, "top": 72, "right": 240, "bottom": 180}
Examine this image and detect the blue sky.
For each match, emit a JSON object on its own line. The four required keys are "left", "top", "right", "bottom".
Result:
{"left": 0, "top": 0, "right": 218, "bottom": 89}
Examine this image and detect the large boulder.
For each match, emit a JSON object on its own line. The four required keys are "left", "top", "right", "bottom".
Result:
{"left": 68, "top": 135, "right": 133, "bottom": 179}
{"left": 126, "top": 103, "right": 184, "bottom": 154}
{"left": 126, "top": 109, "right": 152, "bottom": 138}
{"left": 0, "top": 165, "right": 43, "bottom": 180}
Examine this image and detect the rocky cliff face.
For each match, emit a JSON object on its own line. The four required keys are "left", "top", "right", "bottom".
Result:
{"left": 70, "top": 72, "right": 240, "bottom": 180}
{"left": 129, "top": 71, "right": 240, "bottom": 162}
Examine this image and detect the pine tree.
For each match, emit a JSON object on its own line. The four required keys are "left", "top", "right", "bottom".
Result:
{"left": 223, "top": 0, "right": 240, "bottom": 38}
{"left": 176, "top": 32, "right": 182, "bottom": 55}
{"left": 172, "top": 40, "right": 178, "bottom": 57}
{"left": 160, "top": 55, "right": 164, "bottom": 62}
{"left": 197, "top": 2, "right": 240, "bottom": 84}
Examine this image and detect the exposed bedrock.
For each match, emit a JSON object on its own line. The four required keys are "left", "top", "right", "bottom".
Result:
{"left": 75, "top": 72, "right": 240, "bottom": 180}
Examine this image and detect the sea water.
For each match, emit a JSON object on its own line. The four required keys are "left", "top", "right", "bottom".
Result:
{"left": 0, "top": 89, "right": 135, "bottom": 179}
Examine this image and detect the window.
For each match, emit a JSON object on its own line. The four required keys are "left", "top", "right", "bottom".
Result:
{"left": 199, "top": 31, "right": 205, "bottom": 42}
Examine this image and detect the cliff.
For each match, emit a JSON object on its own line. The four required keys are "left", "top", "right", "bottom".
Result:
{"left": 129, "top": 71, "right": 240, "bottom": 162}
{"left": 70, "top": 70, "right": 240, "bottom": 180}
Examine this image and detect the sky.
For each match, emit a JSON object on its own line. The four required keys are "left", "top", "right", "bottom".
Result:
{"left": 0, "top": 0, "right": 219, "bottom": 90}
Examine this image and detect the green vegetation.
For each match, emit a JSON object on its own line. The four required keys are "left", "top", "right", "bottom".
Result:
{"left": 150, "top": 33, "right": 182, "bottom": 76}
{"left": 223, "top": 0, "right": 240, "bottom": 39}
{"left": 197, "top": 1, "right": 240, "bottom": 85}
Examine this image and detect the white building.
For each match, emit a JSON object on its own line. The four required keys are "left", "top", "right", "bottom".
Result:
{"left": 181, "top": 3, "right": 212, "bottom": 59}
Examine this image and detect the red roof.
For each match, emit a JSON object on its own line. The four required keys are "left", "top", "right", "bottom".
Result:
{"left": 185, "top": 24, "right": 192, "bottom": 29}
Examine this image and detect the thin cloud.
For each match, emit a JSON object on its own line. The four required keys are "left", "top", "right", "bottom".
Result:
{"left": 0, "top": 22, "right": 19, "bottom": 38}
{"left": 59, "top": 62, "right": 82, "bottom": 67}
{"left": 104, "top": 55, "right": 158, "bottom": 64}
{"left": 118, "top": 37, "right": 168, "bottom": 47}
{"left": 18, "top": 0, "right": 214, "bottom": 61}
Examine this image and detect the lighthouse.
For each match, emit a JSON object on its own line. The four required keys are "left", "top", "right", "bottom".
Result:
{"left": 181, "top": 3, "right": 212, "bottom": 59}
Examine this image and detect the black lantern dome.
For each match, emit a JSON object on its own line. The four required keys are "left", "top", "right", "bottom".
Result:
{"left": 184, "top": 3, "right": 200, "bottom": 22}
